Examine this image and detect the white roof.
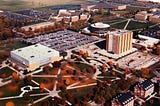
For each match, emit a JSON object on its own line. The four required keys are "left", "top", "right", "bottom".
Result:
{"left": 108, "top": 29, "right": 132, "bottom": 36}
{"left": 11, "top": 44, "right": 59, "bottom": 61}
{"left": 91, "top": 22, "right": 110, "bottom": 28}
{"left": 133, "top": 35, "right": 159, "bottom": 46}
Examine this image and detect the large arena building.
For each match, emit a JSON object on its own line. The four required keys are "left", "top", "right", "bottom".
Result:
{"left": 89, "top": 22, "right": 110, "bottom": 34}
{"left": 11, "top": 44, "right": 60, "bottom": 71}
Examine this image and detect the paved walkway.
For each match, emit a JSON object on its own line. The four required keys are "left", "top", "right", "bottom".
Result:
{"left": 124, "top": 19, "right": 131, "bottom": 30}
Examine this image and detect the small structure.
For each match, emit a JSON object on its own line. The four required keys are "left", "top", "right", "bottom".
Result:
{"left": 134, "top": 79, "right": 154, "bottom": 98}
{"left": 111, "top": 92, "right": 134, "bottom": 106}
{"left": 133, "top": 35, "right": 160, "bottom": 48}
{"left": 10, "top": 44, "right": 60, "bottom": 71}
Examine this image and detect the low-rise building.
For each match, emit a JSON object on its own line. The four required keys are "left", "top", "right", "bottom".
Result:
{"left": 137, "top": 0, "right": 160, "bottom": 3}
{"left": 149, "top": 15, "right": 160, "bottom": 23}
{"left": 134, "top": 79, "right": 154, "bottom": 98}
{"left": 81, "top": 1, "right": 126, "bottom": 12}
{"left": 111, "top": 92, "right": 134, "bottom": 106}
{"left": 133, "top": 35, "right": 160, "bottom": 48}
{"left": 135, "top": 11, "right": 153, "bottom": 21}
{"left": 51, "top": 9, "right": 88, "bottom": 23}
{"left": 80, "top": 14, "right": 88, "bottom": 20}
{"left": 135, "top": 9, "right": 160, "bottom": 23}
{"left": 10, "top": 44, "right": 60, "bottom": 71}
{"left": 21, "top": 22, "right": 55, "bottom": 31}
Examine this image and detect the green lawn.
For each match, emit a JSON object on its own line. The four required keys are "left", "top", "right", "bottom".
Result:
{"left": 0, "top": 67, "right": 14, "bottom": 78}
{"left": 0, "top": 79, "right": 37, "bottom": 97}
{"left": 75, "top": 62, "right": 92, "bottom": 71}
{"left": 103, "top": 18, "right": 126, "bottom": 24}
{"left": 111, "top": 21, "right": 128, "bottom": 29}
{"left": 126, "top": 21, "right": 156, "bottom": 30}
{"left": 0, "top": 41, "right": 28, "bottom": 52}
{"left": 0, "top": 95, "right": 46, "bottom": 106}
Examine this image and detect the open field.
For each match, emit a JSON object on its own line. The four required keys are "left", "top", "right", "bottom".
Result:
{"left": 0, "top": 0, "right": 86, "bottom": 11}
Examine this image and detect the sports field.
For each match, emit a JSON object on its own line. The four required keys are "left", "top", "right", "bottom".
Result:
{"left": 0, "top": 0, "right": 86, "bottom": 11}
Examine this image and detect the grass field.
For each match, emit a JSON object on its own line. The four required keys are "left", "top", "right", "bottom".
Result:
{"left": 0, "top": 41, "right": 28, "bottom": 52}
{"left": 0, "top": 0, "right": 86, "bottom": 11}
{"left": 126, "top": 21, "right": 155, "bottom": 30}
{"left": 0, "top": 67, "right": 14, "bottom": 78}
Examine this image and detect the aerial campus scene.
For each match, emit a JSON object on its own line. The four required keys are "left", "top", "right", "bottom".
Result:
{"left": 0, "top": 0, "right": 160, "bottom": 106}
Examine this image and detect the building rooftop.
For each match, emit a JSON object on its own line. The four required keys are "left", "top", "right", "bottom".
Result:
{"left": 21, "top": 22, "right": 54, "bottom": 31}
{"left": 137, "top": 79, "right": 154, "bottom": 91}
{"left": 133, "top": 35, "right": 160, "bottom": 47}
{"left": 114, "top": 92, "right": 134, "bottom": 105}
{"left": 108, "top": 30, "right": 132, "bottom": 36}
{"left": 91, "top": 22, "right": 110, "bottom": 29}
{"left": 11, "top": 44, "right": 59, "bottom": 61}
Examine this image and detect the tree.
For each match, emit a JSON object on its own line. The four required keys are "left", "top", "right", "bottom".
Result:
{"left": 64, "top": 78, "right": 70, "bottom": 85}
{"left": 12, "top": 72, "right": 19, "bottom": 80}
{"left": 79, "top": 50, "right": 83, "bottom": 55}
{"left": 52, "top": 61, "right": 61, "bottom": 68}
{"left": 125, "top": 67, "right": 129, "bottom": 73}
{"left": 60, "top": 52, "right": 67, "bottom": 59}
{"left": 43, "top": 65, "right": 52, "bottom": 72}
{"left": 6, "top": 101, "right": 15, "bottom": 106}
{"left": 111, "top": 71, "right": 116, "bottom": 76}
{"left": 40, "top": 83, "right": 45, "bottom": 90}
{"left": 23, "top": 75, "right": 32, "bottom": 85}
{"left": 71, "top": 54, "right": 75, "bottom": 59}
{"left": 115, "top": 63, "right": 119, "bottom": 69}
{"left": 108, "top": 61, "right": 113, "bottom": 67}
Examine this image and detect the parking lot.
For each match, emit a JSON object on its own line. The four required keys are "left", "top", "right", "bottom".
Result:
{"left": 23, "top": 30, "right": 100, "bottom": 52}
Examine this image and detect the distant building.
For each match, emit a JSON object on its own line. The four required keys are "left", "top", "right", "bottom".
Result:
{"left": 134, "top": 79, "right": 154, "bottom": 98}
{"left": 111, "top": 92, "right": 134, "bottom": 106}
{"left": 137, "top": 0, "right": 160, "bottom": 3}
{"left": 106, "top": 30, "right": 133, "bottom": 54}
{"left": 135, "top": 9, "right": 160, "bottom": 23}
{"left": 51, "top": 9, "right": 88, "bottom": 23}
{"left": 81, "top": 1, "right": 126, "bottom": 12}
{"left": 10, "top": 44, "right": 60, "bottom": 71}
{"left": 21, "top": 22, "right": 55, "bottom": 31}
{"left": 149, "top": 15, "right": 160, "bottom": 23}
{"left": 135, "top": 11, "right": 152, "bottom": 21}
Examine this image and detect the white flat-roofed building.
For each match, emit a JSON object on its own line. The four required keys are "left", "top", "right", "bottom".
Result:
{"left": 133, "top": 35, "right": 160, "bottom": 48}
{"left": 11, "top": 44, "right": 60, "bottom": 71}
